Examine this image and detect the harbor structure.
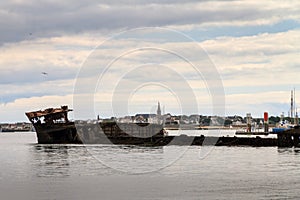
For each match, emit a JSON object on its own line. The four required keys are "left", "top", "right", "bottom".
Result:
{"left": 264, "top": 112, "right": 269, "bottom": 133}
{"left": 0, "top": 122, "right": 33, "bottom": 132}
{"left": 277, "top": 128, "right": 300, "bottom": 147}
{"left": 246, "top": 113, "right": 252, "bottom": 132}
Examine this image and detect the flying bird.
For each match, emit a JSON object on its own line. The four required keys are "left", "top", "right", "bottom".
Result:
{"left": 41, "top": 72, "right": 48, "bottom": 76}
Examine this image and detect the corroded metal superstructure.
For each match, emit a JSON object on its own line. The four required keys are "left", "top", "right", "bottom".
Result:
{"left": 25, "top": 106, "right": 81, "bottom": 144}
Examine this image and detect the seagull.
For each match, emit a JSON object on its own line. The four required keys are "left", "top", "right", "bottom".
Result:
{"left": 41, "top": 72, "right": 48, "bottom": 76}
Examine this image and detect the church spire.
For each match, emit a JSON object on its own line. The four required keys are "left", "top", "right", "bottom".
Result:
{"left": 157, "top": 101, "right": 161, "bottom": 116}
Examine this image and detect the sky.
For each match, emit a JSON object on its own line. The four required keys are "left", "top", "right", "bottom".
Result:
{"left": 1, "top": 0, "right": 300, "bottom": 122}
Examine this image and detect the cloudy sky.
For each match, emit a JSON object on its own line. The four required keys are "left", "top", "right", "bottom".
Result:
{"left": 1, "top": 0, "right": 300, "bottom": 122}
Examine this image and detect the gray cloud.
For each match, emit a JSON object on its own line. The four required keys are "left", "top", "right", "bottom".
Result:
{"left": 1, "top": 1, "right": 300, "bottom": 120}
{"left": 1, "top": 0, "right": 299, "bottom": 45}
{"left": 0, "top": 66, "right": 77, "bottom": 85}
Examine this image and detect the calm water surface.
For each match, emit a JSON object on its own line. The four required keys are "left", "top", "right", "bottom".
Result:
{"left": 0, "top": 132, "right": 300, "bottom": 200}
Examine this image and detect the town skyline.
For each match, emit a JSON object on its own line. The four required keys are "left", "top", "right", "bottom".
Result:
{"left": 1, "top": 1, "right": 300, "bottom": 122}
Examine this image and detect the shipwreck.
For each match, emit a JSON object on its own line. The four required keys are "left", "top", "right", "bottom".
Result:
{"left": 27, "top": 106, "right": 300, "bottom": 147}
{"left": 25, "top": 106, "right": 81, "bottom": 144}
{"left": 25, "top": 106, "right": 165, "bottom": 145}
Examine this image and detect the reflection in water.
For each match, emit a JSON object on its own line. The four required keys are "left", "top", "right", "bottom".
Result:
{"left": 29, "top": 143, "right": 300, "bottom": 178}
{"left": 277, "top": 147, "right": 300, "bottom": 154}
{"left": 84, "top": 145, "right": 168, "bottom": 174}
{"left": 31, "top": 145, "right": 71, "bottom": 177}
{"left": 277, "top": 148, "right": 293, "bottom": 154}
{"left": 5, "top": 133, "right": 300, "bottom": 200}
{"left": 30, "top": 144, "right": 167, "bottom": 177}
{"left": 294, "top": 148, "right": 300, "bottom": 154}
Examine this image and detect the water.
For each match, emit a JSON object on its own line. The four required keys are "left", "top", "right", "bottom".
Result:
{"left": 1, "top": 132, "right": 300, "bottom": 200}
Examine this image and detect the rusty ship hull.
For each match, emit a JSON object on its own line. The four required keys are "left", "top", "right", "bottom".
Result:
{"left": 26, "top": 106, "right": 82, "bottom": 144}
{"left": 33, "top": 122, "right": 81, "bottom": 144}
{"left": 75, "top": 122, "right": 164, "bottom": 145}
{"left": 26, "top": 106, "right": 166, "bottom": 144}
{"left": 32, "top": 121, "right": 165, "bottom": 145}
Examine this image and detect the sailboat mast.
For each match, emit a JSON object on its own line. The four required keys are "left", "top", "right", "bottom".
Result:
{"left": 291, "top": 90, "right": 294, "bottom": 123}
{"left": 294, "top": 88, "right": 296, "bottom": 122}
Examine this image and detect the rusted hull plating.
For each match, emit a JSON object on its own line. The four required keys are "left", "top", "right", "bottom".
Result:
{"left": 34, "top": 122, "right": 81, "bottom": 144}
{"left": 33, "top": 122, "right": 278, "bottom": 147}
{"left": 33, "top": 122, "right": 165, "bottom": 144}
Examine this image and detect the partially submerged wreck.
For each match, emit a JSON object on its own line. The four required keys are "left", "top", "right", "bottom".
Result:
{"left": 25, "top": 106, "right": 81, "bottom": 144}
{"left": 27, "top": 106, "right": 300, "bottom": 147}
{"left": 25, "top": 106, "right": 165, "bottom": 144}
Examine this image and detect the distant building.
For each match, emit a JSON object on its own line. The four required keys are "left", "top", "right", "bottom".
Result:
{"left": 157, "top": 101, "right": 161, "bottom": 116}
{"left": 134, "top": 114, "right": 157, "bottom": 123}
{"left": 115, "top": 102, "right": 164, "bottom": 124}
